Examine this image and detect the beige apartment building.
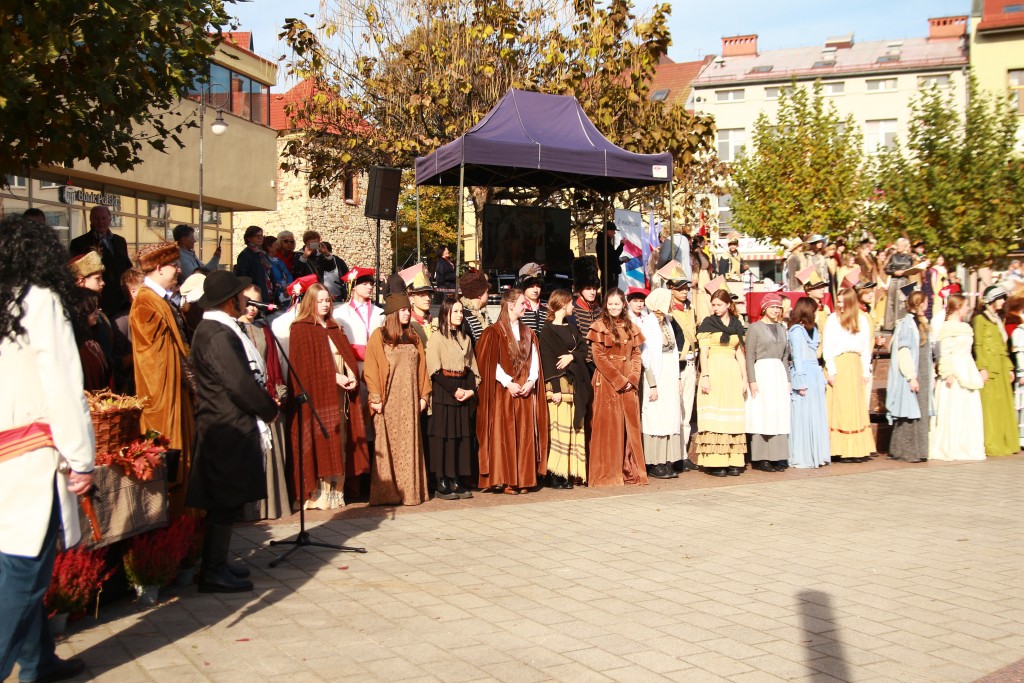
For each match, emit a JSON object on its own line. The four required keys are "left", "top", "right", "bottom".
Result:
{"left": 969, "top": 0, "right": 1024, "bottom": 145}
{"left": 688, "top": 16, "right": 969, "bottom": 257}
{"left": 0, "top": 32, "right": 278, "bottom": 264}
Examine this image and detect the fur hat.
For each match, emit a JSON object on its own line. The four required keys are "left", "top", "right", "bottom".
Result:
{"left": 458, "top": 271, "right": 489, "bottom": 300}
{"left": 136, "top": 242, "right": 180, "bottom": 272}
{"left": 69, "top": 251, "right": 104, "bottom": 279}
{"left": 572, "top": 255, "right": 600, "bottom": 291}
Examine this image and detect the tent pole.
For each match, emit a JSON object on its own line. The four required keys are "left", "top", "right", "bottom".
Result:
{"left": 415, "top": 184, "right": 422, "bottom": 267}
{"left": 456, "top": 165, "right": 465, "bottom": 285}
{"left": 668, "top": 176, "right": 676, "bottom": 259}
{"left": 604, "top": 194, "right": 611, "bottom": 293}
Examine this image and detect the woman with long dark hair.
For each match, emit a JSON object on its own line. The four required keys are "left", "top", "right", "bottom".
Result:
{"left": 476, "top": 288, "right": 549, "bottom": 494}
{"left": 788, "top": 296, "right": 830, "bottom": 468}
{"left": 823, "top": 288, "right": 874, "bottom": 462}
{"left": 696, "top": 289, "right": 748, "bottom": 476}
{"left": 364, "top": 293, "right": 431, "bottom": 505}
{"left": 886, "top": 290, "right": 933, "bottom": 462}
{"left": 71, "top": 288, "right": 113, "bottom": 391}
{"left": 425, "top": 296, "right": 479, "bottom": 500}
{"left": 587, "top": 288, "right": 647, "bottom": 486}
{"left": 288, "top": 283, "right": 361, "bottom": 510}
{"left": 539, "top": 289, "right": 591, "bottom": 488}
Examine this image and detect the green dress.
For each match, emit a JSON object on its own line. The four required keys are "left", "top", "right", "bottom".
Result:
{"left": 973, "top": 312, "right": 1018, "bottom": 457}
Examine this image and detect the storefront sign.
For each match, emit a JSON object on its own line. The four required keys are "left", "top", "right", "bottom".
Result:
{"left": 58, "top": 186, "right": 122, "bottom": 212}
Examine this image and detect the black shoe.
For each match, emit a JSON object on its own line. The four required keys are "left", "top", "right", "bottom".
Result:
{"left": 563, "top": 477, "right": 575, "bottom": 489}
{"left": 727, "top": 466, "right": 743, "bottom": 476}
{"left": 650, "top": 464, "right": 674, "bottom": 480}
{"left": 452, "top": 480, "right": 474, "bottom": 498}
{"left": 674, "top": 459, "right": 698, "bottom": 472}
{"left": 548, "top": 474, "right": 567, "bottom": 489}
{"left": 227, "top": 563, "right": 250, "bottom": 579}
{"left": 435, "top": 478, "right": 459, "bottom": 500}
{"left": 198, "top": 567, "right": 253, "bottom": 593}
{"left": 27, "top": 657, "right": 86, "bottom": 683}
{"left": 752, "top": 461, "right": 775, "bottom": 472}
{"left": 708, "top": 468, "right": 728, "bottom": 477}
{"left": 774, "top": 460, "right": 789, "bottom": 471}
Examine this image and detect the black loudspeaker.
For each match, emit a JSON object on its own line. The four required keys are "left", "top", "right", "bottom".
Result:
{"left": 364, "top": 166, "right": 402, "bottom": 221}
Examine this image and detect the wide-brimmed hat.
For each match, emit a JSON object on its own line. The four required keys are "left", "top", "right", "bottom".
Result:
{"left": 196, "top": 270, "right": 251, "bottom": 309}
{"left": 780, "top": 237, "right": 803, "bottom": 254}
{"left": 804, "top": 234, "right": 826, "bottom": 246}
{"left": 984, "top": 285, "right": 1008, "bottom": 305}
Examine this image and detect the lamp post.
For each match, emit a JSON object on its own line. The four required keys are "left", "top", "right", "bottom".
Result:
{"left": 197, "top": 84, "right": 228, "bottom": 260}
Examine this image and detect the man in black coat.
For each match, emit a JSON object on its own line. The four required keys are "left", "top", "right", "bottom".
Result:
{"left": 185, "top": 270, "right": 279, "bottom": 593}
{"left": 594, "top": 221, "right": 624, "bottom": 294}
{"left": 69, "top": 206, "right": 133, "bottom": 316}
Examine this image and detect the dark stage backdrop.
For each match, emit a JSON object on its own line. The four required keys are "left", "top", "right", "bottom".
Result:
{"left": 481, "top": 204, "right": 573, "bottom": 275}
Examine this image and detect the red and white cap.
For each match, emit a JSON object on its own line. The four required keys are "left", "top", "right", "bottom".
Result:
{"left": 346, "top": 266, "right": 376, "bottom": 284}
{"left": 289, "top": 274, "right": 319, "bottom": 297}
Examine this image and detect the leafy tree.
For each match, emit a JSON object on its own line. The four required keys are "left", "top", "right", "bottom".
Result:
{"left": 395, "top": 183, "right": 459, "bottom": 268}
{"left": 867, "top": 77, "right": 1024, "bottom": 267}
{"left": 730, "top": 81, "right": 865, "bottom": 244}
{"left": 0, "top": 1, "right": 236, "bottom": 177}
{"left": 279, "top": 0, "right": 723, "bottom": 258}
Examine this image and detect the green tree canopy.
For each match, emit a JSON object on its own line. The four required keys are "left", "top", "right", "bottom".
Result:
{"left": 0, "top": 1, "right": 235, "bottom": 176}
{"left": 280, "top": 0, "right": 724, "bottom": 253}
{"left": 867, "top": 77, "right": 1024, "bottom": 267}
{"left": 730, "top": 81, "right": 865, "bottom": 244}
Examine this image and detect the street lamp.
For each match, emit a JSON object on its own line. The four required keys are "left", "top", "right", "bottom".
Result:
{"left": 197, "top": 84, "right": 228, "bottom": 260}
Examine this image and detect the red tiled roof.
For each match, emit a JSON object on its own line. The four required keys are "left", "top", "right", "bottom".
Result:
{"left": 222, "top": 32, "right": 254, "bottom": 51}
{"left": 270, "top": 79, "right": 315, "bottom": 130}
{"left": 649, "top": 56, "right": 714, "bottom": 108}
{"left": 978, "top": 0, "right": 1024, "bottom": 31}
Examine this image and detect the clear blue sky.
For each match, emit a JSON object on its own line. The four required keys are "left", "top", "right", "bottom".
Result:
{"left": 230, "top": 0, "right": 971, "bottom": 80}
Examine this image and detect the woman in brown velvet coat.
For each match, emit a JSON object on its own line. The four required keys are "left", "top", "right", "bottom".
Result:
{"left": 586, "top": 288, "right": 648, "bottom": 487}
{"left": 476, "top": 287, "right": 549, "bottom": 494}
{"left": 288, "top": 284, "right": 362, "bottom": 509}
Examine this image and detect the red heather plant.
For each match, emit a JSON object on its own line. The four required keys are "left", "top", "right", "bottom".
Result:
{"left": 124, "top": 522, "right": 190, "bottom": 589}
{"left": 45, "top": 547, "right": 114, "bottom": 617}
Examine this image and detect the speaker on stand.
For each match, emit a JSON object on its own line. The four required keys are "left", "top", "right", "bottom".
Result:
{"left": 364, "top": 166, "right": 402, "bottom": 305}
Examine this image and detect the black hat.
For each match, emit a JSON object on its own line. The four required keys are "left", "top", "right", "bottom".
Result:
{"left": 572, "top": 255, "right": 600, "bottom": 290}
{"left": 517, "top": 275, "right": 542, "bottom": 290}
{"left": 855, "top": 281, "right": 877, "bottom": 291}
{"left": 196, "top": 270, "right": 251, "bottom": 309}
{"left": 899, "top": 283, "right": 916, "bottom": 299}
{"left": 604, "top": 221, "right": 617, "bottom": 232}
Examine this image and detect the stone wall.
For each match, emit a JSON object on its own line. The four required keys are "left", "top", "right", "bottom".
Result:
{"left": 234, "top": 137, "right": 393, "bottom": 274}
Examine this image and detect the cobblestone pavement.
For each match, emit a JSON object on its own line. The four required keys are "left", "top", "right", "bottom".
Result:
{"left": 21, "top": 455, "right": 1024, "bottom": 682}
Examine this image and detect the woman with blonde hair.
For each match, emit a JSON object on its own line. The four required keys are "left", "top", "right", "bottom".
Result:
{"left": 288, "top": 283, "right": 361, "bottom": 509}
{"left": 931, "top": 293, "right": 985, "bottom": 460}
{"left": 886, "top": 290, "right": 933, "bottom": 463}
{"left": 696, "top": 289, "right": 748, "bottom": 476}
{"left": 587, "top": 288, "right": 647, "bottom": 486}
{"left": 639, "top": 288, "right": 682, "bottom": 479}
{"left": 364, "top": 293, "right": 431, "bottom": 505}
{"left": 476, "top": 288, "right": 549, "bottom": 493}
{"left": 823, "top": 288, "right": 874, "bottom": 462}
{"left": 539, "top": 289, "right": 591, "bottom": 488}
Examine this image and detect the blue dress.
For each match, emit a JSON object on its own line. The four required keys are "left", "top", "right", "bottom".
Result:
{"left": 788, "top": 325, "right": 830, "bottom": 468}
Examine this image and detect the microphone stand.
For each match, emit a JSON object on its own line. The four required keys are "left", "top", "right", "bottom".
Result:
{"left": 255, "top": 309, "right": 367, "bottom": 568}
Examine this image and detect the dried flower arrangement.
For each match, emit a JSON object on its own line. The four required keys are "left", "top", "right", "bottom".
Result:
{"left": 94, "top": 430, "right": 169, "bottom": 481}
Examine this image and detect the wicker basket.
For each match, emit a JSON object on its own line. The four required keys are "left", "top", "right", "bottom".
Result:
{"left": 87, "top": 391, "right": 143, "bottom": 454}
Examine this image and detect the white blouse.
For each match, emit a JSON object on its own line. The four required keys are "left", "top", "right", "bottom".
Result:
{"left": 822, "top": 312, "right": 872, "bottom": 377}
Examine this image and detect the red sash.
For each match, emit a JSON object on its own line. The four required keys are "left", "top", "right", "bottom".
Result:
{"left": 350, "top": 344, "right": 367, "bottom": 362}
{"left": 0, "top": 422, "right": 55, "bottom": 464}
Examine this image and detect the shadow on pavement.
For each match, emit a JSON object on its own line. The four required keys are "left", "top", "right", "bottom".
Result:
{"left": 67, "top": 512, "right": 383, "bottom": 678}
{"left": 797, "top": 589, "right": 850, "bottom": 682}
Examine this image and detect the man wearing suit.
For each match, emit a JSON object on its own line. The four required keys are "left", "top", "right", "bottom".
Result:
{"left": 594, "top": 221, "right": 624, "bottom": 293}
{"left": 186, "top": 271, "right": 279, "bottom": 592}
{"left": 69, "top": 206, "right": 132, "bottom": 316}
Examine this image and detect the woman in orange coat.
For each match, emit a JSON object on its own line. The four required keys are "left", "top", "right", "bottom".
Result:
{"left": 586, "top": 288, "right": 648, "bottom": 486}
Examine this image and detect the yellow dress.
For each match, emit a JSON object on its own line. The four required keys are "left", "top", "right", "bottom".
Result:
{"left": 696, "top": 333, "right": 747, "bottom": 468}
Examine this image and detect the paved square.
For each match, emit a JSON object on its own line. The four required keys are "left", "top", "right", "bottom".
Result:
{"left": 26, "top": 456, "right": 1024, "bottom": 682}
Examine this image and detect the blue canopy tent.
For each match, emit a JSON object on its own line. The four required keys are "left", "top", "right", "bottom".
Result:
{"left": 413, "top": 88, "right": 676, "bottom": 277}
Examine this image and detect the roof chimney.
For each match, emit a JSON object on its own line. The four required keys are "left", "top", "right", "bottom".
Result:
{"left": 824, "top": 33, "right": 854, "bottom": 49}
{"left": 928, "top": 15, "right": 967, "bottom": 39}
{"left": 722, "top": 34, "right": 758, "bottom": 58}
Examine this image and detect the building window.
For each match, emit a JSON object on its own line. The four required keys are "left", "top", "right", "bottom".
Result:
{"left": 4, "top": 175, "right": 27, "bottom": 189}
{"left": 718, "top": 194, "right": 733, "bottom": 230}
{"left": 866, "top": 78, "right": 898, "bottom": 92}
{"left": 749, "top": 65, "right": 773, "bottom": 74}
{"left": 1010, "top": 70, "right": 1024, "bottom": 114}
{"left": 919, "top": 74, "right": 950, "bottom": 88}
{"left": 813, "top": 59, "right": 837, "bottom": 69}
{"left": 718, "top": 128, "right": 747, "bottom": 162}
{"left": 189, "top": 63, "right": 272, "bottom": 126}
{"left": 343, "top": 176, "right": 357, "bottom": 204}
{"left": 651, "top": 89, "right": 669, "bottom": 102}
{"left": 824, "top": 81, "right": 845, "bottom": 95}
{"left": 865, "top": 119, "right": 898, "bottom": 151}
{"left": 716, "top": 89, "right": 744, "bottom": 102}
{"left": 764, "top": 86, "right": 794, "bottom": 99}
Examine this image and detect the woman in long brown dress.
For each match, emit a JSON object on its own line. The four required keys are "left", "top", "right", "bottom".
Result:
{"left": 288, "top": 283, "right": 361, "bottom": 510}
{"left": 586, "top": 288, "right": 648, "bottom": 487}
{"left": 476, "top": 288, "right": 549, "bottom": 494}
{"left": 364, "top": 293, "right": 431, "bottom": 506}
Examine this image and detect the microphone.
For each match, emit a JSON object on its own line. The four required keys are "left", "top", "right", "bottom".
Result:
{"left": 247, "top": 299, "right": 279, "bottom": 313}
